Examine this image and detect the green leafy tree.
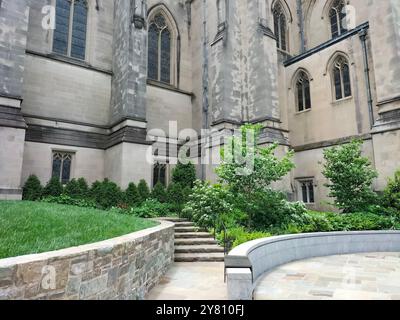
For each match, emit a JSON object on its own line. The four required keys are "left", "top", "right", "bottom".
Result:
{"left": 172, "top": 162, "right": 197, "bottom": 188}
{"left": 216, "top": 124, "right": 295, "bottom": 194}
{"left": 43, "top": 177, "right": 63, "bottom": 197}
{"left": 137, "top": 179, "right": 150, "bottom": 202}
{"left": 22, "top": 175, "right": 43, "bottom": 201}
{"left": 151, "top": 182, "right": 168, "bottom": 203}
{"left": 383, "top": 169, "right": 400, "bottom": 213}
{"left": 124, "top": 182, "right": 140, "bottom": 207}
{"left": 322, "top": 139, "right": 378, "bottom": 213}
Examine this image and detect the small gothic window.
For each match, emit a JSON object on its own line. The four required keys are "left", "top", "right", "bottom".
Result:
{"left": 296, "top": 71, "right": 311, "bottom": 112}
{"left": 148, "top": 13, "right": 172, "bottom": 84}
{"left": 153, "top": 163, "right": 167, "bottom": 187}
{"left": 53, "top": 0, "right": 88, "bottom": 60}
{"left": 273, "top": 2, "right": 287, "bottom": 52}
{"left": 329, "top": 0, "right": 346, "bottom": 38}
{"left": 299, "top": 180, "right": 315, "bottom": 204}
{"left": 52, "top": 152, "right": 73, "bottom": 184}
{"left": 332, "top": 56, "right": 352, "bottom": 100}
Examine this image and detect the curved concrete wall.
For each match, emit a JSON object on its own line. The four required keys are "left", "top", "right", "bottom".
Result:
{"left": 0, "top": 220, "right": 174, "bottom": 300}
{"left": 225, "top": 231, "right": 400, "bottom": 300}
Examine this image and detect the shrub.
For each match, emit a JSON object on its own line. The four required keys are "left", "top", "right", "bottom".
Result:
{"left": 219, "top": 227, "right": 271, "bottom": 248}
{"left": 22, "top": 175, "right": 43, "bottom": 201}
{"left": 137, "top": 179, "right": 150, "bottom": 202}
{"left": 384, "top": 169, "right": 400, "bottom": 214}
{"left": 77, "top": 178, "right": 89, "bottom": 197}
{"left": 167, "top": 183, "right": 191, "bottom": 214}
{"left": 90, "top": 179, "right": 123, "bottom": 209}
{"left": 182, "top": 181, "right": 234, "bottom": 230}
{"left": 43, "top": 177, "right": 63, "bottom": 197}
{"left": 124, "top": 182, "right": 140, "bottom": 208}
{"left": 172, "top": 162, "right": 196, "bottom": 188}
{"left": 42, "top": 194, "right": 97, "bottom": 209}
{"left": 151, "top": 182, "right": 168, "bottom": 203}
{"left": 64, "top": 179, "right": 82, "bottom": 198}
{"left": 129, "top": 199, "right": 172, "bottom": 218}
{"left": 322, "top": 139, "right": 378, "bottom": 213}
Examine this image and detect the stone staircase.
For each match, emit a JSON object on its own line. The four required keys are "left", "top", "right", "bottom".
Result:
{"left": 164, "top": 218, "right": 225, "bottom": 262}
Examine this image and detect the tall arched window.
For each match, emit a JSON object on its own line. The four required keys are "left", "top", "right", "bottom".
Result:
{"left": 148, "top": 13, "right": 172, "bottom": 84}
{"left": 53, "top": 0, "right": 88, "bottom": 60}
{"left": 329, "top": 0, "right": 346, "bottom": 38}
{"left": 332, "top": 56, "right": 352, "bottom": 100}
{"left": 273, "top": 2, "right": 287, "bottom": 51}
{"left": 296, "top": 71, "right": 311, "bottom": 112}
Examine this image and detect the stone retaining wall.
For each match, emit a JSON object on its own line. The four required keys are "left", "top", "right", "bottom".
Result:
{"left": 0, "top": 220, "right": 174, "bottom": 300}
{"left": 225, "top": 231, "right": 400, "bottom": 300}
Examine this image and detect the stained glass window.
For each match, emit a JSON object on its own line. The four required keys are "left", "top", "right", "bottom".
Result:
{"left": 148, "top": 13, "right": 172, "bottom": 84}
{"left": 273, "top": 2, "right": 288, "bottom": 52}
{"left": 52, "top": 152, "right": 73, "bottom": 184}
{"left": 53, "top": 0, "right": 88, "bottom": 60}
{"left": 329, "top": 0, "right": 346, "bottom": 38}
{"left": 296, "top": 72, "right": 311, "bottom": 112}
{"left": 333, "top": 57, "right": 352, "bottom": 100}
{"left": 153, "top": 163, "right": 167, "bottom": 187}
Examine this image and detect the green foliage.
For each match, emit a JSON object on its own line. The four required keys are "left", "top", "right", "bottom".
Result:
{"left": 129, "top": 199, "right": 172, "bottom": 218}
{"left": 42, "top": 194, "right": 97, "bottom": 209}
{"left": 77, "top": 178, "right": 89, "bottom": 197}
{"left": 22, "top": 175, "right": 43, "bottom": 201}
{"left": 167, "top": 183, "right": 189, "bottom": 213}
{"left": 124, "top": 182, "right": 140, "bottom": 208}
{"left": 151, "top": 182, "right": 168, "bottom": 203}
{"left": 43, "top": 177, "right": 63, "bottom": 197}
{"left": 137, "top": 179, "right": 150, "bottom": 202}
{"left": 89, "top": 179, "right": 123, "bottom": 209}
{"left": 172, "top": 162, "right": 197, "bottom": 188}
{"left": 216, "top": 124, "right": 295, "bottom": 194}
{"left": 322, "top": 139, "right": 378, "bottom": 213}
{"left": 64, "top": 179, "right": 80, "bottom": 198}
{"left": 383, "top": 169, "right": 400, "bottom": 214}
{"left": 219, "top": 227, "right": 271, "bottom": 248}
{"left": 182, "top": 181, "right": 234, "bottom": 230}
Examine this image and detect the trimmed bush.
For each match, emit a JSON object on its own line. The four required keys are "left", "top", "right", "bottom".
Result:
{"left": 167, "top": 183, "right": 186, "bottom": 213}
{"left": 77, "top": 178, "right": 89, "bottom": 197}
{"left": 137, "top": 179, "right": 150, "bottom": 202}
{"left": 90, "top": 179, "right": 123, "bottom": 209}
{"left": 129, "top": 199, "right": 172, "bottom": 218}
{"left": 151, "top": 182, "right": 167, "bottom": 203}
{"left": 22, "top": 175, "right": 43, "bottom": 201}
{"left": 172, "top": 162, "right": 196, "bottom": 188}
{"left": 124, "top": 182, "right": 140, "bottom": 207}
{"left": 64, "top": 179, "right": 81, "bottom": 198}
{"left": 43, "top": 177, "right": 63, "bottom": 197}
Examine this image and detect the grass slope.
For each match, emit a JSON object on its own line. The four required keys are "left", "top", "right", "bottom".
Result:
{"left": 0, "top": 201, "right": 157, "bottom": 259}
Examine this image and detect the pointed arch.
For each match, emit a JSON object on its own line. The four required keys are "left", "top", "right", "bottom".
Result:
{"left": 291, "top": 68, "right": 313, "bottom": 112}
{"left": 326, "top": 52, "right": 353, "bottom": 101}
{"left": 271, "top": 0, "right": 291, "bottom": 52}
{"left": 322, "top": 0, "right": 347, "bottom": 38}
{"left": 147, "top": 4, "right": 180, "bottom": 86}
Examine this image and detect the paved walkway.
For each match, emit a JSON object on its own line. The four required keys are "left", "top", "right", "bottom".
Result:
{"left": 146, "top": 262, "right": 228, "bottom": 300}
{"left": 254, "top": 252, "right": 400, "bottom": 300}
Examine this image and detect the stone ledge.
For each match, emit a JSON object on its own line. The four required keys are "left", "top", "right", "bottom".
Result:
{"left": 0, "top": 220, "right": 174, "bottom": 300}
{"left": 225, "top": 231, "right": 400, "bottom": 300}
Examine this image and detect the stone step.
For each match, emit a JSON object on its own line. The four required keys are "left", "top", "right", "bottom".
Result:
{"left": 175, "top": 245, "right": 225, "bottom": 254}
{"left": 174, "top": 253, "right": 225, "bottom": 262}
{"left": 161, "top": 217, "right": 188, "bottom": 223}
{"left": 175, "top": 232, "right": 212, "bottom": 239}
{"left": 174, "top": 226, "right": 204, "bottom": 233}
{"left": 174, "top": 221, "right": 195, "bottom": 227}
{"left": 174, "top": 238, "right": 218, "bottom": 246}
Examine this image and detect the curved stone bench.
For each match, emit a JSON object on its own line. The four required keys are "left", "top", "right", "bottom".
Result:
{"left": 225, "top": 231, "right": 400, "bottom": 300}
{"left": 0, "top": 220, "right": 174, "bottom": 300}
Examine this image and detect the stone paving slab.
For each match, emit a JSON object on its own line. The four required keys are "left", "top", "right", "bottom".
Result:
{"left": 254, "top": 252, "right": 400, "bottom": 300}
{"left": 146, "top": 262, "right": 227, "bottom": 300}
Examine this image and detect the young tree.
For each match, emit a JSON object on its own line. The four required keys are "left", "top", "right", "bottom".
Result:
{"left": 322, "top": 139, "right": 378, "bottom": 213}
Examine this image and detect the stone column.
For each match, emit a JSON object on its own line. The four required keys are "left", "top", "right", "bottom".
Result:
{"left": 107, "top": 0, "right": 152, "bottom": 187}
{"left": 0, "top": 0, "right": 29, "bottom": 200}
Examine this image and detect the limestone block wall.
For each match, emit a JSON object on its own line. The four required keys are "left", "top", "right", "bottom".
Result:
{"left": 0, "top": 220, "right": 174, "bottom": 300}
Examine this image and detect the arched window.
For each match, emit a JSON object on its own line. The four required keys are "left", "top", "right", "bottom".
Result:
{"left": 329, "top": 0, "right": 346, "bottom": 38}
{"left": 273, "top": 2, "right": 287, "bottom": 51}
{"left": 153, "top": 163, "right": 167, "bottom": 187}
{"left": 332, "top": 56, "right": 352, "bottom": 100}
{"left": 53, "top": 0, "right": 88, "bottom": 60}
{"left": 296, "top": 71, "right": 311, "bottom": 112}
{"left": 148, "top": 13, "right": 172, "bottom": 84}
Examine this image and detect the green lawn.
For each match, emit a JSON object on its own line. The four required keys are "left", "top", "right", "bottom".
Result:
{"left": 0, "top": 201, "right": 158, "bottom": 259}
